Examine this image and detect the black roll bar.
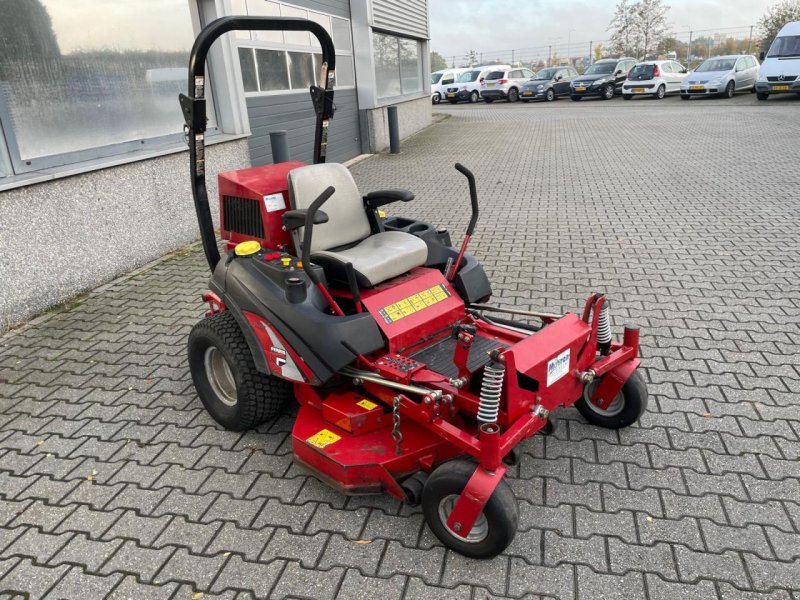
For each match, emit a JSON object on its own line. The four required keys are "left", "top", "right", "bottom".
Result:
{"left": 180, "top": 16, "right": 337, "bottom": 272}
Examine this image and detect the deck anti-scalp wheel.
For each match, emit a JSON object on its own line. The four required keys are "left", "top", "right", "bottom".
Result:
{"left": 422, "top": 460, "right": 518, "bottom": 558}
{"left": 188, "top": 311, "right": 292, "bottom": 431}
{"left": 575, "top": 369, "right": 648, "bottom": 429}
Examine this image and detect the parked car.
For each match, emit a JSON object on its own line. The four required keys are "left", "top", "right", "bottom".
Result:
{"left": 755, "top": 20, "right": 800, "bottom": 100}
{"left": 622, "top": 60, "right": 689, "bottom": 99}
{"left": 444, "top": 65, "right": 512, "bottom": 103}
{"left": 570, "top": 57, "right": 637, "bottom": 100}
{"left": 680, "top": 55, "right": 759, "bottom": 99}
{"left": 480, "top": 67, "right": 536, "bottom": 103}
{"left": 520, "top": 67, "right": 578, "bottom": 102}
{"left": 431, "top": 68, "right": 467, "bottom": 104}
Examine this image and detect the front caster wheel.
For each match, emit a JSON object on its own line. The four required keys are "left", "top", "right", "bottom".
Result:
{"left": 188, "top": 312, "right": 292, "bottom": 431}
{"left": 422, "top": 460, "right": 518, "bottom": 558}
{"left": 575, "top": 369, "right": 648, "bottom": 429}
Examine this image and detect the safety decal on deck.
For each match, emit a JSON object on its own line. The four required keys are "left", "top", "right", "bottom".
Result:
{"left": 356, "top": 399, "right": 378, "bottom": 411}
{"left": 306, "top": 429, "right": 341, "bottom": 449}
{"left": 546, "top": 348, "right": 571, "bottom": 387}
{"left": 378, "top": 284, "right": 451, "bottom": 324}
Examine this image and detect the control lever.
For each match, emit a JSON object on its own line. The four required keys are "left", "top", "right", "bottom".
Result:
{"left": 447, "top": 163, "right": 479, "bottom": 281}
{"left": 345, "top": 263, "right": 362, "bottom": 313}
{"left": 302, "top": 186, "right": 344, "bottom": 316}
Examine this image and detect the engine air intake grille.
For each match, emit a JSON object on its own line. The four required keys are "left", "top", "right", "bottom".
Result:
{"left": 767, "top": 75, "right": 797, "bottom": 82}
{"left": 222, "top": 195, "right": 264, "bottom": 238}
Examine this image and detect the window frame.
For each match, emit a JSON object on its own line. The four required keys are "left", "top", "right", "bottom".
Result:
{"left": 371, "top": 30, "right": 424, "bottom": 102}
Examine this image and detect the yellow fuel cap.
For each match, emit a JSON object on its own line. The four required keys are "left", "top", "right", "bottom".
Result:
{"left": 234, "top": 240, "right": 261, "bottom": 256}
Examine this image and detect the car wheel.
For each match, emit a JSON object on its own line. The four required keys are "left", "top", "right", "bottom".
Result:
{"left": 571, "top": 95, "right": 581, "bottom": 101}
{"left": 723, "top": 81, "right": 735, "bottom": 98}
{"left": 575, "top": 370, "right": 649, "bottom": 429}
{"left": 654, "top": 84, "right": 666, "bottom": 99}
{"left": 469, "top": 90, "right": 479, "bottom": 103}
{"left": 622, "top": 94, "right": 632, "bottom": 100}
{"left": 483, "top": 98, "right": 494, "bottom": 104}
{"left": 187, "top": 312, "right": 292, "bottom": 431}
{"left": 756, "top": 92, "right": 769, "bottom": 101}
{"left": 432, "top": 93, "right": 441, "bottom": 105}
{"left": 422, "top": 459, "right": 518, "bottom": 559}
{"left": 507, "top": 88, "right": 519, "bottom": 102}
{"left": 602, "top": 83, "right": 615, "bottom": 99}
{"left": 545, "top": 88, "right": 555, "bottom": 102}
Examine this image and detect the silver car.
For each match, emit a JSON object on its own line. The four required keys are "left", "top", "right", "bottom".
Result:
{"left": 480, "top": 67, "right": 536, "bottom": 103}
{"left": 680, "top": 55, "right": 759, "bottom": 99}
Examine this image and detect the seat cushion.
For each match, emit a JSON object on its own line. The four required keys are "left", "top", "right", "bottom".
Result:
{"left": 311, "top": 231, "right": 428, "bottom": 287}
{"left": 288, "top": 163, "right": 371, "bottom": 253}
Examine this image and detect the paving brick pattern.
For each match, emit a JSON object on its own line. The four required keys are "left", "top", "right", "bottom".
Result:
{"left": 1, "top": 95, "right": 798, "bottom": 599}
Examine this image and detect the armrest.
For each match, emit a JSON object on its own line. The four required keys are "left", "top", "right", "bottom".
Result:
{"left": 282, "top": 208, "right": 329, "bottom": 232}
{"left": 363, "top": 189, "right": 414, "bottom": 209}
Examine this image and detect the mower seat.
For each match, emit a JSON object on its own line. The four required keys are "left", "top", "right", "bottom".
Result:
{"left": 288, "top": 163, "right": 428, "bottom": 287}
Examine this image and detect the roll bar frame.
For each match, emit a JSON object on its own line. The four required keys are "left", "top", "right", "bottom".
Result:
{"left": 179, "top": 16, "right": 337, "bottom": 272}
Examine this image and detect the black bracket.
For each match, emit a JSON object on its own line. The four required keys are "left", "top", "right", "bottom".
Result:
{"left": 309, "top": 86, "right": 336, "bottom": 119}
{"left": 179, "top": 93, "right": 207, "bottom": 133}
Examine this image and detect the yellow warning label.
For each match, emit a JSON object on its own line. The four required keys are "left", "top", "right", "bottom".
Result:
{"left": 306, "top": 429, "right": 341, "bottom": 449}
{"left": 356, "top": 399, "right": 378, "bottom": 411}
{"left": 378, "top": 284, "right": 451, "bottom": 325}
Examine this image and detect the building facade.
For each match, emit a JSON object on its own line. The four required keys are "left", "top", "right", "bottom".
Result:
{"left": 0, "top": 0, "right": 431, "bottom": 331}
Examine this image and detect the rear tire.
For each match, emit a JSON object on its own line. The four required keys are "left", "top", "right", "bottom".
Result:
{"left": 422, "top": 460, "right": 518, "bottom": 559}
{"left": 507, "top": 88, "right": 519, "bottom": 102}
{"left": 187, "top": 312, "right": 292, "bottom": 431}
{"left": 432, "top": 93, "right": 441, "bottom": 105}
{"left": 545, "top": 88, "right": 555, "bottom": 102}
{"left": 756, "top": 92, "right": 769, "bottom": 101}
{"left": 602, "top": 83, "right": 615, "bottom": 99}
{"left": 723, "top": 81, "right": 735, "bottom": 98}
{"left": 469, "top": 90, "right": 479, "bottom": 103}
{"left": 654, "top": 84, "right": 666, "bottom": 99}
{"left": 575, "top": 369, "right": 648, "bottom": 429}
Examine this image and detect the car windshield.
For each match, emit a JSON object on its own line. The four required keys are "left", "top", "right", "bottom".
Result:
{"left": 533, "top": 68, "right": 558, "bottom": 80}
{"left": 486, "top": 71, "right": 505, "bottom": 80}
{"left": 458, "top": 70, "right": 480, "bottom": 83}
{"left": 431, "top": 73, "right": 443, "bottom": 84}
{"left": 584, "top": 62, "right": 615, "bottom": 75}
{"left": 629, "top": 64, "right": 655, "bottom": 78}
{"left": 768, "top": 34, "right": 800, "bottom": 58}
{"left": 696, "top": 58, "right": 736, "bottom": 72}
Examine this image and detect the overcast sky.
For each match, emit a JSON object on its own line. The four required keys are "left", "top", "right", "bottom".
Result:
{"left": 430, "top": 0, "right": 776, "bottom": 63}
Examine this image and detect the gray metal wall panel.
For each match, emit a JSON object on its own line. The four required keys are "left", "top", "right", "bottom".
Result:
{"left": 371, "top": 0, "right": 428, "bottom": 38}
{"left": 246, "top": 89, "right": 360, "bottom": 165}
{"left": 279, "top": 0, "right": 350, "bottom": 18}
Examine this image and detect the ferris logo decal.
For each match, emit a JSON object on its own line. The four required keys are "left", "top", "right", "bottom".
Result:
{"left": 546, "top": 349, "right": 570, "bottom": 387}
{"left": 269, "top": 346, "right": 287, "bottom": 368}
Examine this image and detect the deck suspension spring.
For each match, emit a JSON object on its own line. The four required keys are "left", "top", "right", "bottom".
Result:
{"left": 597, "top": 302, "right": 612, "bottom": 353}
{"left": 477, "top": 362, "right": 504, "bottom": 423}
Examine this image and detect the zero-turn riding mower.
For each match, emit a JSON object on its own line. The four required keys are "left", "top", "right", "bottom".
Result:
{"left": 180, "top": 16, "right": 648, "bottom": 558}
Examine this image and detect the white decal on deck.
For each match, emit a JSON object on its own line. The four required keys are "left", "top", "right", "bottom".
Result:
{"left": 546, "top": 349, "right": 570, "bottom": 387}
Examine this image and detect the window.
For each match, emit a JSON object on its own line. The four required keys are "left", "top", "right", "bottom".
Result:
{"left": 522, "top": 69, "right": 534, "bottom": 78}
{"left": 373, "top": 32, "right": 423, "bottom": 100}
{"left": 236, "top": 2, "right": 355, "bottom": 95}
{"left": 661, "top": 62, "right": 674, "bottom": 73}
{"left": 0, "top": 0, "right": 205, "bottom": 175}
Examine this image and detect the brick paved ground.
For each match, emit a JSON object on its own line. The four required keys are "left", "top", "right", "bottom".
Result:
{"left": 1, "top": 93, "right": 798, "bottom": 599}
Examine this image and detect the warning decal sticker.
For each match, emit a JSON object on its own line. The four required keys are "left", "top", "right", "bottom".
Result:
{"left": 356, "top": 399, "right": 378, "bottom": 411}
{"left": 306, "top": 429, "right": 341, "bottom": 449}
{"left": 378, "top": 284, "right": 451, "bottom": 324}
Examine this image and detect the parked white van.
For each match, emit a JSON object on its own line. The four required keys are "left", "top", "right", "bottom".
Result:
{"left": 443, "top": 65, "right": 512, "bottom": 104}
{"left": 756, "top": 20, "right": 800, "bottom": 100}
{"left": 431, "top": 68, "right": 467, "bottom": 104}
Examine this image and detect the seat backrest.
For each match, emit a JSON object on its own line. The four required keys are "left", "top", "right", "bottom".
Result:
{"left": 288, "top": 163, "right": 371, "bottom": 253}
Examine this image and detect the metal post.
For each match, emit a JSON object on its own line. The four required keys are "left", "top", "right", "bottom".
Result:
{"left": 687, "top": 30, "right": 692, "bottom": 68}
{"left": 747, "top": 25, "right": 753, "bottom": 54}
{"left": 269, "top": 130, "right": 289, "bottom": 163}
{"left": 548, "top": 45, "right": 552, "bottom": 67}
{"left": 511, "top": 49, "right": 515, "bottom": 65}
{"left": 387, "top": 105, "right": 400, "bottom": 154}
{"left": 589, "top": 41, "right": 593, "bottom": 65}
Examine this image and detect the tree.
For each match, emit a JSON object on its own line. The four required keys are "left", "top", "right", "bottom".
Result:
{"left": 608, "top": 0, "right": 638, "bottom": 56}
{"left": 759, "top": 0, "right": 800, "bottom": 52}
{"left": 635, "top": 0, "right": 670, "bottom": 58}
{"left": 594, "top": 43, "right": 604, "bottom": 61}
{"left": 464, "top": 50, "right": 478, "bottom": 67}
{"left": 430, "top": 51, "right": 447, "bottom": 72}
